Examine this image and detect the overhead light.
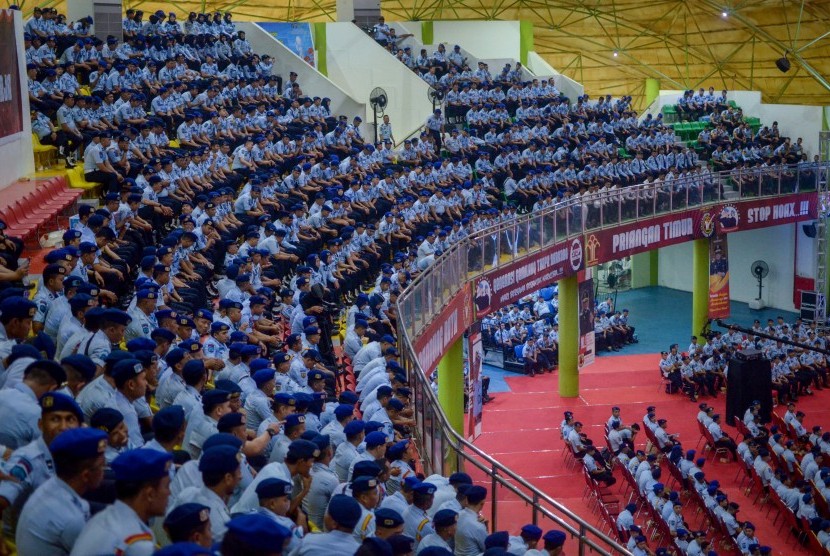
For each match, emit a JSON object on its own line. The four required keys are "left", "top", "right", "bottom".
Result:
{"left": 613, "top": 50, "right": 618, "bottom": 57}
{"left": 721, "top": 11, "right": 728, "bottom": 17}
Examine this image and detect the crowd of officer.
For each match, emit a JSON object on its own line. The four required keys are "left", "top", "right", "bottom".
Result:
{"left": 0, "top": 6, "right": 591, "bottom": 555}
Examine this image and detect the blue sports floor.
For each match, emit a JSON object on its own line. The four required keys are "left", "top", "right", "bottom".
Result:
{"left": 483, "top": 286, "right": 798, "bottom": 393}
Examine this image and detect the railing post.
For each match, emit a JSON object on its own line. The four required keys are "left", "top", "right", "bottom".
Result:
{"left": 532, "top": 492, "right": 539, "bottom": 526}
{"left": 578, "top": 523, "right": 586, "bottom": 556}
{"left": 491, "top": 464, "right": 498, "bottom": 530}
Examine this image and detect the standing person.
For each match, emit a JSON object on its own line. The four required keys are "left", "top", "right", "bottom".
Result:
{"left": 379, "top": 114, "right": 395, "bottom": 145}
{"left": 425, "top": 109, "right": 444, "bottom": 154}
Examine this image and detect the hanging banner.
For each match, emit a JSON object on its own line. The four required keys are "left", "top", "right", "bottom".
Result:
{"left": 582, "top": 191, "right": 818, "bottom": 267}
{"left": 466, "top": 323, "right": 483, "bottom": 441}
{"left": 256, "top": 22, "right": 316, "bottom": 66}
{"left": 578, "top": 276, "right": 595, "bottom": 369}
{"left": 708, "top": 235, "right": 731, "bottom": 319}
{"left": 473, "top": 237, "right": 584, "bottom": 318}
{"left": 0, "top": 10, "right": 23, "bottom": 145}
{"left": 413, "top": 283, "right": 473, "bottom": 376}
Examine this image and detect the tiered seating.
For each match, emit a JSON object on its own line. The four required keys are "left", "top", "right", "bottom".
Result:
{"left": 0, "top": 177, "right": 82, "bottom": 244}
{"left": 32, "top": 133, "right": 57, "bottom": 171}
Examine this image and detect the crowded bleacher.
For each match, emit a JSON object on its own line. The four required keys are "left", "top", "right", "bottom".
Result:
{"left": 0, "top": 4, "right": 822, "bottom": 555}
{"left": 0, "top": 6, "right": 594, "bottom": 555}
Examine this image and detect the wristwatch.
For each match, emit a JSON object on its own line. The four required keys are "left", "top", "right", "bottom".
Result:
{"left": 267, "top": 428, "right": 277, "bottom": 438}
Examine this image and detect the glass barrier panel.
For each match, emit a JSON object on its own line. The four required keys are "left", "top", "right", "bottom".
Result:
{"left": 469, "top": 237, "right": 484, "bottom": 277}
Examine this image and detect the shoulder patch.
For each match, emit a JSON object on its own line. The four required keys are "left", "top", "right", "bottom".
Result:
{"left": 123, "top": 532, "right": 154, "bottom": 545}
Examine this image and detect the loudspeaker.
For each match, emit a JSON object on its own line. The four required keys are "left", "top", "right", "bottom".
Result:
{"left": 776, "top": 57, "right": 791, "bottom": 73}
{"left": 725, "top": 357, "right": 772, "bottom": 426}
{"left": 803, "top": 222, "right": 817, "bottom": 238}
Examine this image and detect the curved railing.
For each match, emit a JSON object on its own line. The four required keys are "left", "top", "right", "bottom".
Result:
{"left": 395, "top": 162, "right": 826, "bottom": 555}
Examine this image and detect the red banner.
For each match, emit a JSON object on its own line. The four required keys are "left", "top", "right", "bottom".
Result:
{"left": 695, "top": 192, "right": 818, "bottom": 237}
{"left": 413, "top": 283, "right": 473, "bottom": 375}
{"left": 0, "top": 11, "right": 23, "bottom": 143}
{"left": 708, "top": 235, "right": 731, "bottom": 319}
{"left": 583, "top": 192, "right": 818, "bottom": 266}
{"left": 473, "top": 237, "right": 584, "bottom": 318}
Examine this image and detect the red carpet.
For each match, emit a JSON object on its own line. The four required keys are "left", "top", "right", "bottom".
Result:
{"left": 471, "top": 353, "right": 825, "bottom": 555}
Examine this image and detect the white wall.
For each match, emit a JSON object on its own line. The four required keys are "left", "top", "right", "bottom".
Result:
{"left": 394, "top": 21, "right": 421, "bottom": 43}
{"left": 389, "top": 21, "right": 584, "bottom": 103}
{"left": 755, "top": 103, "right": 822, "bottom": 161}
{"left": 388, "top": 21, "right": 529, "bottom": 83}
{"left": 658, "top": 224, "right": 797, "bottom": 311}
{"left": 431, "top": 21, "right": 521, "bottom": 62}
{"left": 325, "top": 22, "right": 433, "bottom": 144}
{"left": 0, "top": 10, "right": 34, "bottom": 189}
{"left": 526, "top": 51, "right": 584, "bottom": 100}
{"left": 241, "top": 23, "right": 367, "bottom": 133}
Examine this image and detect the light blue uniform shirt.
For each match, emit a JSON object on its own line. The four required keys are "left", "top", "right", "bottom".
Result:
{"left": 0, "top": 383, "right": 41, "bottom": 450}
{"left": 15, "top": 475, "right": 90, "bottom": 555}
{"left": 70, "top": 499, "right": 155, "bottom": 556}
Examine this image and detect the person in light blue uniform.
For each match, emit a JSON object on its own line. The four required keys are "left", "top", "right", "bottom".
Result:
{"left": 221, "top": 513, "right": 292, "bottom": 555}
{"left": 404, "top": 482, "right": 437, "bottom": 549}
{"left": 202, "top": 321, "right": 230, "bottom": 361}
{"left": 173, "top": 360, "right": 207, "bottom": 418}
{"left": 454, "top": 485, "right": 488, "bottom": 556}
{"left": 70, "top": 449, "right": 173, "bottom": 556}
{"left": 76, "top": 308, "right": 132, "bottom": 370}
{"left": 183, "top": 389, "right": 231, "bottom": 459}
{"left": 293, "top": 494, "right": 361, "bottom": 555}
{"left": 0, "top": 355, "right": 66, "bottom": 450}
{"left": 32, "top": 263, "right": 66, "bottom": 335}
{"left": 244, "top": 368, "right": 276, "bottom": 432}
{"left": 15, "top": 427, "right": 108, "bottom": 555}
{"left": 253, "top": 478, "right": 304, "bottom": 552}
{"left": 106, "top": 358, "right": 147, "bottom": 447}
{"left": 125, "top": 289, "right": 158, "bottom": 341}
{"left": 44, "top": 276, "right": 84, "bottom": 343}
{"left": 56, "top": 293, "right": 94, "bottom": 357}
{"left": 319, "top": 404, "right": 354, "bottom": 450}
{"left": 0, "top": 390, "right": 82, "bottom": 544}
{"left": 162, "top": 502, "right": 212, "bottom": 546}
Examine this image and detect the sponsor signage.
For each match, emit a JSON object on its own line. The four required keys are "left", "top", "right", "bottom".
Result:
{"left": 473, "top": 238, "right": 584, "bottom": 318}
{"left": 413, "top": 283, "right": 473, "bottom": 375}
{"left": 584, "top": 192, "right": 818, "bottom": 266}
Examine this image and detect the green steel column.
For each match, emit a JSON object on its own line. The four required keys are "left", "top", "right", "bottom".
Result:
{"left": 692, "top": 239, "right": 709, "bottom": 338}
{"left": 519, "top": 21, "right": 534, "bottom": 65}
{"left": 421, "top": 21, "right": 433, "bottom": 45}
{"left": 650, "top": 250, "right": 659, "bottom": 285}
{"left": 645, "top": 78, "right": 661, "bottom": 106}
{"left": 437, "top": 336, "right": 464, "bottom": 434}
{"left": 632, "top": 250, "right": 659, "bottom": 288}
{"left": 313, "top": 23, "right": 327, "bottom": 76}
{"left": 558, "top": 275, "right": 579, "bottom": 397}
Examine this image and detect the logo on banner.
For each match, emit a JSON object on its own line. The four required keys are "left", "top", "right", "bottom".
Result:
{"left": 699, "top": 211, "right": 716, "bottom": 237}
{"left": 569, "top": 237, "right": 583, "bottom": 271}
{"left": 474, "top": 277, "right": 492, "bottom": 315}
{"left": 584, "top": 234, "right": 600, "bottom": 267}
{"left": 718, "top": 205, "right": 739, "bottom": 232}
